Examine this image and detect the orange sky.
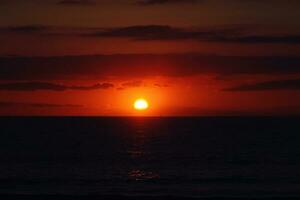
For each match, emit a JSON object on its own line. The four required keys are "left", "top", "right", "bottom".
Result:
{"left": 0, "top": 0, "right": 300, "bottom": 116}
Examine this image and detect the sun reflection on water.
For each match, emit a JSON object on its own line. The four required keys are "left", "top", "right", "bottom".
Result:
{"left": 128, "top": 169, "right": 160, "bottom": 181}
{"left": 125, "top": 119, "right": 161, "bottom": 181}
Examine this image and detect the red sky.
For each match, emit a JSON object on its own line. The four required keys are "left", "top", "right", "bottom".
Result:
{"left": 0, "top": 0, "right": 300, "bottom": 116}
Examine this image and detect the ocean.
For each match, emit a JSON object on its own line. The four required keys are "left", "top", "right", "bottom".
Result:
{"left": 1, "top": 117, "right": 300, "bottom": 199}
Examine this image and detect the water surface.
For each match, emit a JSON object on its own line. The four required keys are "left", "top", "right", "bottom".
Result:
{"left": 0, "top": 117, "right": 300, "bottom": 198}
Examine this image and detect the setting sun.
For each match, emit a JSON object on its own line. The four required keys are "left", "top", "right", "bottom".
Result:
{"left": 134, "top": 99, "right": 149, "bottom": 110}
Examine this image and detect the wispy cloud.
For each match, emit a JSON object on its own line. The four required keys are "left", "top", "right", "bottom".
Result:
{"left": 1, "top": 55, "right": 300, "bottom": 80}
{"left": 137, "top": 0, "right": 201, "bottom": 5}
{"left": 57, "top": 0, "right": 96, "bottom": 6}
{"left": 86, "top": 25, "right": 244, "bottom": 41}
{"left": 0, "top": 82, "right": 114, "bottom": 91}
{"left": 224, "top": 79, "right": 300, "bottom": 91}
{"left": 89, "top": 25, "right": 300, "bottom": 44}
{"left": 4, "top": 25, "right": 49, "bottom": 33}
{"left": 217, "top": 35, "right": 300, "bottom": 44}
{"left": 122, "top": 80, "right": 143, "bottom": 88}
{"left": 1, "top": 24, "right": 300, "bottom": 44}
{"left": 0, "top": 101, "right": 82, "bottom": 108}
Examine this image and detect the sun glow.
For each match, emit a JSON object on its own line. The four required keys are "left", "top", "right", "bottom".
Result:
{"left": 134, "top": 99, "right": 149, "bottom": 110}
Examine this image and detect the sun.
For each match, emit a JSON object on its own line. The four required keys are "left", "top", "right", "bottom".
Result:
{"left": 134, "top": 98, "right": 149, "bottom": 110}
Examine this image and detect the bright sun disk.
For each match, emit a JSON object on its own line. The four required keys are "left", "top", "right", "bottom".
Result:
{"left": 134, "top": 99, "right": 149, "bottom": 110}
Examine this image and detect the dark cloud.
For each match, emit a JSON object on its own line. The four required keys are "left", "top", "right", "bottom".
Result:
{"left": 218, "top": 35, "right": 300, "bottom": 44}
{"left": 0, "top": 82, "right": 114, "bottom": 91}
{"left": 87, "top": 25, "right": 244, "bottom": 41}
{"left": 6, "top": 25, "right": 48, "bottom": 33}
{"left": 57, "top": 0, "right": 96, "bottom": 5}
{"left": 225, "top": 79, "right": 300, "bottom": 91}
{"left": 0, "top": 55, "right": 300, "bottom": 80}
{"left": 0, "top": 101, "right": 82, "bottom": 108}
{"left": 137, "top": 0, "right": 300, "bottom": 6}
{"left": 83, "top": 25, "right": 300, "bottom": 44}
{"left": 1, "top": 24, "right": 300, "bottom": 44}
{"left": 137, "top": 0, "right": 200, "bottom": 5}
{"left": 0, "top": 25, "right": 50, "bottom": 34}
{"left": 69, "top": 83, "right": 114, "bottom": 90}
{"left": 122, "top": 80, "right": 143, "bottom": 87}
{"left": 238, "top": 0, "right": 300, "bottom": 4}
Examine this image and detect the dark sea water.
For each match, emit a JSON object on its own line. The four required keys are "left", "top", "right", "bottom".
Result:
{"left": 1, "top": 117, "right": 300, "bottom": 198}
